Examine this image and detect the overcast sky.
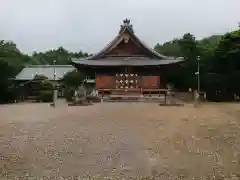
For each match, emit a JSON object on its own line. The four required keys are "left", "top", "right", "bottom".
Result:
{"left": 0, "top": 0, "right": 239, "bottom": 54}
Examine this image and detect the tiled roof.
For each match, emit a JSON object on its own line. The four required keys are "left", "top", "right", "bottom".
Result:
{"left": 15, "top": 65, "right": 76, "bottom": 80}
{"left": 72, "top": 57, "right": 183, "bottom": 66}
{"left": 87, "top": 20, "right": 170, "bottom": 60}
{"left": 72, "top": 19, "right": 184, "bottom": 67}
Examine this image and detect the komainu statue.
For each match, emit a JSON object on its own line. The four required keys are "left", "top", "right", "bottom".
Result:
{"left": 71, "top": 85, "right": 92, "bottom": 106}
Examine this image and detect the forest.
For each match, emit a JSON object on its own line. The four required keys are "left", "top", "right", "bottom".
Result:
{"left": 0, "top": 27, "right": 240, "bottom": 103}
{"left": 154, "top": 28, "right": 240, "bottom": 99}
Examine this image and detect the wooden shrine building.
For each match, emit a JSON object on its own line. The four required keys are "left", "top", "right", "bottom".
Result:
{"left": 72, "top": 19, "right": 183, "bottom": 96}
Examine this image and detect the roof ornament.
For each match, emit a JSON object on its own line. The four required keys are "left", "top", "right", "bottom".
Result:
{"left": 123, "top": 18, "right": 131, "bottom": 25}
{"left": 119, "top": 18, "right": 134, "bottom": 34}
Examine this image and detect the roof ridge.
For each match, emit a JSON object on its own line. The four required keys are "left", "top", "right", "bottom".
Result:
{"left": 89, "top": 33, "right": 123, "bottom": 60}
{"left": 15, "top": 65, "right": 76, "bottom": 81}
{"left": 87, "top": 24, "right": 173, "bottom": 60}
{"left": 26, "top": 65, "right": 74, "bottom": 68}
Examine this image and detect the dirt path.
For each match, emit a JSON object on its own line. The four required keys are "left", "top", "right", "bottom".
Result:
{"left": 0, "top": 102, "right": 240, "bottom": 179}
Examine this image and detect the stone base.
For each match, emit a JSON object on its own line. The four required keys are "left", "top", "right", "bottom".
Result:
{"left": 68, "top": 101, "right": 93, "bottom": 106}
{"left": 159, "top": 103, "right": 184, "bottom": 107}
{"left": 50, "top": 103, "right": 56, "bottom": 107}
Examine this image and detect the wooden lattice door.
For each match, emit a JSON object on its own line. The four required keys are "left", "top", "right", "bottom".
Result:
{"left": 115, "top": 68, "right": 139, "bottom": 89}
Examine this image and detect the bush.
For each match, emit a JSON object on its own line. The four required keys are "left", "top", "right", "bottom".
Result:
{"left": 39, "top": 90, "right": 53, "bottom": 102}
{"left": 62, "top": 71, "right": 84, "bottom": 88}
{"left": 64, "top": 88, "right": 75, "bottom": 102}
{"left": 33, "top": 80, "right": 54, "bottom": 102}
{"left": 40, "top": 80, "right": 53, "bottom": 91}
{"left": 0, "top": 87, "right": 17, "bottom": 103}
{"left": 86, "top": 95, "right": 101, "bottom": 103}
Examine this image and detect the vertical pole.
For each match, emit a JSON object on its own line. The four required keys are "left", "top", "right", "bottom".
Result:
{"left": 53, "top": 60, "right": 57, "bottom": 107}
{"left": 194, "top": 56, "right": 200, "bottom": 107}
{"left": 197, "top": 56, "right": 200, "bottom": 94}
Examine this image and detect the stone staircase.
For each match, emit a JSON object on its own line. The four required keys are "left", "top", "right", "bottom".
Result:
{"left": 103, "top": 94, "right": 165, "bottom": 103}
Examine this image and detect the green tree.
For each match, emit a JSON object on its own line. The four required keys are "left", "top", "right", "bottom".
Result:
{"left": 211, "top": 29, "right": 240, "bottom": 95}
{"left": 0, "top": 59, "right": 17, "bottom": 103}
{"left": 154, "top": 39, "right": 182, "bottom": 57}
{"left": 61, "top": 71, "right": 85, "bottom": 102}
{"left": 61, "top": 70, "right": 84, "bottom": 88}
{"left": 0, "top": 40, "right": 30, "bottom": 67}
{"left": 173, "top": 33, "right": 199, "bottom": 89}
{"left": 0, "top": 40, "right": 28, "bottom": 103}
{"left": 29, "top": 47, "right": 89, "bottom": 65}
{"left": 154, "top": 34, "right": 222, "bottom": 91}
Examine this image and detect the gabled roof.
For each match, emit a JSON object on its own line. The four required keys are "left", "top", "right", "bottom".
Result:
{"left": 89, "top": 20, "right": 168, "bottom": 60}
{"left": 15, "top": 65, "right": 76, "bottom": 81}
{"left": 72, "top": 19, "right": 183, "bottom": 66}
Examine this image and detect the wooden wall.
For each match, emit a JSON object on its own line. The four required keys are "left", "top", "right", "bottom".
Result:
{"left": 105, "top": 39, "right": 145, "bottom": 56}
{"left": 96, "top": 75, "right": 160, "bottom": 90}
{"left": 140, "top": 76, "right": 160, "bottom": 89}
{"left": 96, "top": 76, "right": 115, "bottom": 89}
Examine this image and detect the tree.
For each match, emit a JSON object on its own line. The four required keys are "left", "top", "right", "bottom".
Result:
{"left": 211, "top": 29, "right": 240, "bottom": 95}
{"left": 0, "top": 60, "right": 16, "bottom": 103}
{"left": 154, "top": 34, "right": 222, "bottom": 91}
{"left": 173, "top": 33, "right": 199, "bottom": 89}
{"left": 0, "top": 40, "right": 28, "bottom": 103}
{"left": 154, "top": 39, "right": 182, "bottom": 57}
{"left": 61, "top": 71, "right": 85, "bottom": 102}
{"left": 29, "top": 47, "right": 90, "bottom": 65}
{"left": 61, "top": 70, "right": 85, "bottom": 88}
{"left": 0, "top": 40, "right": 30, "bottom": 67}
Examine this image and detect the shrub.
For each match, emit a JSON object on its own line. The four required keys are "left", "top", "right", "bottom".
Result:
{"left": 40, "top": 80, "right": 53, "bottom": 91}
{"left": 64, "top": 88, "right": 75, "bottom": 102}
{"left": 62, "top": 71, "right": 84, "bottom": 88}
{"left": 37, "top": 80, "right": 54, "bottom": 102}
{"left": 86, "top": 95, "right": 101, "bottom": 103}
{"left": 39, "top": 90, "right": 53, "bottom": 102}
{"left": 34, "top": 75, "right": 48, "bottom": 81}
{"left": 0, "top": 86, "right": 18, "bottom": 103}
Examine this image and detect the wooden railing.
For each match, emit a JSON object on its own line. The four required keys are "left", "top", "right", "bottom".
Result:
{"left": 98, "top": 88, "right": 168, "bottom": 96}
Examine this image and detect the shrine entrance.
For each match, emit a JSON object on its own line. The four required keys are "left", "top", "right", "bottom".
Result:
{"left": 115, "top": 68, "right": 140, "bottom": 90}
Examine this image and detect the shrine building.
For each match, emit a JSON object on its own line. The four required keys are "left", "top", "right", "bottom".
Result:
{"left": 72, "top": 19, "right": 183, "bottom": 96}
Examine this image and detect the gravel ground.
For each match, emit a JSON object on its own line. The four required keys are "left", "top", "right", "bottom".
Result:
{"left": 0, "top": 102, "right": 240, "bottom": 179}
